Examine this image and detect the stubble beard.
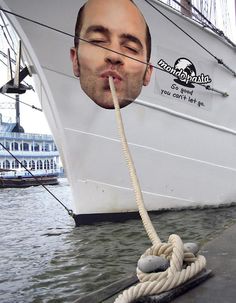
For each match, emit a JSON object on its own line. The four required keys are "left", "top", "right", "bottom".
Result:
{"left": 78, "top": 63, "right": 145, "bottom": 109}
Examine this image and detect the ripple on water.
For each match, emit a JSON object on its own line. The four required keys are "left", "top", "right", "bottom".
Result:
{"left": 1, "top": 180, "right": 236, "bottom": 302}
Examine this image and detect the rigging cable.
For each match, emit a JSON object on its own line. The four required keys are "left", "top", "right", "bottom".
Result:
{"left": 0, "top": 57, "right": 38, "bottom": 109}
{"left": 171, "top": 0, "right": 215, "bottom": 26}
{"left": 184, "top": 0, "right": 236, "bottom": 47}
{"left": 0, "top": 7, "right": 230, "bottom": 100}
{"left": 0, "top": 92, "right": 42, "bottom": 111}
{"left": 165, "top": 0, "right": 206, "bottom": 25}
{"left": 169, "top": 0, "right": 236, "bottom": 47}
{"left": 0, "top": 141, "right": 74, "bottom": 217}
{"left": 0, "top": 49, "right": 33, "bottom": 88}
{"left": 0, "top": 11, "right": 16, "bottom": 54}
{"left": 0, "top": 56, "right": 5, "bottom": 65}
{"left": 0, "top": 8, "right": 157, "bottom": 70}
{"left": 0, "top": 8, "right": 230, "bottom": 96}
{"left": 0, "top": 3, "right": 233, "bottom": 223}
{"left": 0, "top": 6, "right": 235, "bottom": 78}
{"left": 144, "top": 0, "right": 236, "bottom": 76}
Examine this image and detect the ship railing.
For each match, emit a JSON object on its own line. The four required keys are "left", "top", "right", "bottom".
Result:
{"left": 0, "top": 150, "right": 59, "bottom": 157}
{"left": 0, "top": 132, "right": 54, "bottom": 141}
{"left": 0, "top": 168, "right": 60, "bottom": 178}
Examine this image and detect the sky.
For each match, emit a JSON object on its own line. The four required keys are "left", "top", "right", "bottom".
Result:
{"left": 0, "top": 64, "right": 51, "bottom": 134}
{"left": 215, "top": 0, "right": 236, "bottom": 41}
{"left": 0, "top": 10, "right": 51, "bottom": 135}
{"left": 0, "top": 0, "right": 235, "bottom": 135}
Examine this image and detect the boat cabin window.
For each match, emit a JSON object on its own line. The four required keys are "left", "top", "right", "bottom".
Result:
{"left": 37, "top": 160, "right": 43, "bottom": 170}
{"left": 11, "top": 142, "right": 19, "bottom": 151}
{"left": 29, "top": 160, "right": 35, "bottom": 170}
{"left": 34, "top": 143, "right": 40, "bottom": 151}
{"left": 42, "top": 143, "right": 50, "bottom": 151}
{"left": 21, "top": 142, "right": 29, "bottom": 151}
{"left": 5, "top": 142, "right": 10, "bottom": 151}
{"left": 12, "top": 160, "right": 19, "bottom": 169}
{"left": 3, "top": 160, "right": 10, "bottom": 169}
{"left": 22, "top": 160, "right": 27, "bottom": 168}
{"left": 50, "top": 159, "right": 54, "bottom": 169}
{"left": 44, "top": 160, "right": 50, "bottom": 169}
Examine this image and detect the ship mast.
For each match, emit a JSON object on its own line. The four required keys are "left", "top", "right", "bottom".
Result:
{"left": 15, "top": 94, "right": 21, "bottom": 131}
{"left": 181, "top": 0, "right": 192, "bottom": 18}
{"left": 12, "top": 94, "right": 24, "bottom": 133}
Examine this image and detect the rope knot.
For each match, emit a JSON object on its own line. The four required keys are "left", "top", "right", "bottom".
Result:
{"left": 137, "top": 234, "right": 188, "bottom": 283}
{"left": 114, "top": 235, "right": 206, "bottom": 302}
{"left": 109, "top": 77, "right": 207, "bottom": 303}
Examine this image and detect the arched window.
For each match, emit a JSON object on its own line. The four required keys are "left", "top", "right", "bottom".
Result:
{"left": 21, "top": 160, "right": 27, "bottom": 168}
{"left": 3, "top": 160, "right": 10, "bottom": 169}
{"left": 12, "top": 160, "right": 16, "bottom": 169}
{"left": 11, "top": 142, "right": 19, "bottom": 151}
{"left": 50, "top": 159, "right": 54, "bottom": 169}
{"left": 21, "top": 143, "right": 29, "bottom": 151}
{"left": 12, "top": 160, "right": 19, "bottom": 169}
{"left": 42, "top": 143, "right": 50, "bottom": 151}
{"left": 34, "top": 143, "right": 40, "bottom": 151}
{"left": 29, "top": 160, "right": 35, "bottom": 170}
{"left": 5, "top": 141, "right": 10, "bottom": 151}
{"left": 44, "top": 160, "right": 50, "bottom": 169}
{"left": 37, "top": 160, "right": 43, "bottom": 169}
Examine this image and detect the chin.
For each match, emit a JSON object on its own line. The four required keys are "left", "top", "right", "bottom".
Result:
{"left": 93, "top": 99, "right": 134, "bottom": 110}
{"left": 93, "top": 99, "right": 115, "bottom": 110}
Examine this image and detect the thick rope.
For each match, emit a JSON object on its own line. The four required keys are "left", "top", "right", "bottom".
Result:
{"left": 109, "top": 77, "right": 206, "bottom": 303}
{"left": 109, "top": 76, "right": 160, "bottom": 245}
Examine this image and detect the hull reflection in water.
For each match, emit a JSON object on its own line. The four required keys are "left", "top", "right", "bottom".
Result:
{"left": 0, "top": 180, "right": 236, "bottom": 302}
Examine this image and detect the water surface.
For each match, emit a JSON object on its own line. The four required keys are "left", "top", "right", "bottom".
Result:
{"left": 1, "top": 178, "right": 236, "bottom": 302}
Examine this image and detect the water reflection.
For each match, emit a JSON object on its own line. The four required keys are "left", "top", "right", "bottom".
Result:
{"left": 0, "top": 179, "right": 236, "bottom": 302}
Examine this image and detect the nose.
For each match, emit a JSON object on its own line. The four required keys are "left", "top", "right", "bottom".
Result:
{"left": 104, "top": 43, "right": 124, "bottom": 67}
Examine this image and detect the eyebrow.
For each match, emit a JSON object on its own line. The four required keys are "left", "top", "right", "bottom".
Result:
{"left": 85, "top": 25, "right": 143, "bottom": 50}
{"left": 85, "top": 25, "right": 110, "bottom": 36}
{"left": 120, "top": 33, "right": 143, "bottom": 50}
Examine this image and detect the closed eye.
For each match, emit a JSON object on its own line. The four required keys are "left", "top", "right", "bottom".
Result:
{"left": 125, "top": 46, "right": 139, "bottom": 54}
{"left": 121, "top": 33, "right": 143, "bottom": 55}
{"left": 90, "top": 39, "right": 106, "bottom": 43}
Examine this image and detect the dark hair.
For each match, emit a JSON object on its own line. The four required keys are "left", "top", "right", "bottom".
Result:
{"left": 74, "top": 1, "right": 152, "bottom": 62}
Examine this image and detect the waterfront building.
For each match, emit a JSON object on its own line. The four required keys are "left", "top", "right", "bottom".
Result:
{"left": 0, "top": 113, "right": 60, "bottom": 175}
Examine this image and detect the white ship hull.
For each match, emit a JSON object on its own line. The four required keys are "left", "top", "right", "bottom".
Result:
{"left": 1, "top": 0, "right": 236, "bottom": 222}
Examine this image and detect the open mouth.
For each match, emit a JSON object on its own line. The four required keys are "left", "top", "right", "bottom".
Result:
{"left": 100, "top": 70, "right": 122, "bottom": 83}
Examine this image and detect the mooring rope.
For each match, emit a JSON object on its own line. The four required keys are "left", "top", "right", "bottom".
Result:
{"left": 109, "top": 76, "right": 206, "bottom": 303}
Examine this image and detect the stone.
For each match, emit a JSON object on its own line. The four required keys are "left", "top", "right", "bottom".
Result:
{"left": 137, "top": 255, "right": 169, "bottom": 273}
{"left": 184, "top": 242, "right": 200, "bottom": 255}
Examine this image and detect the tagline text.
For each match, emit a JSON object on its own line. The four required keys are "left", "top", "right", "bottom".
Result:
{"left": 160, "top": 83, "right": 205, "bottom": 108}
